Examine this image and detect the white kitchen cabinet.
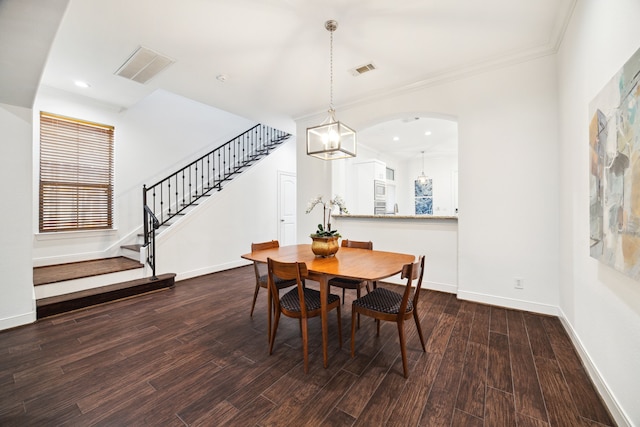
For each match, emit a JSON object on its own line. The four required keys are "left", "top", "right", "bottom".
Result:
{"left": 353, "top": 160, "right": 386, "bottom": 214}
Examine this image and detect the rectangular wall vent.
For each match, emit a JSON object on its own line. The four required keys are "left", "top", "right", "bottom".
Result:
{"left": 115, "top": 46, "right": 174, "bottom": 84}
{"left": 350, "top": 62, "right": 377, "bottom": 76}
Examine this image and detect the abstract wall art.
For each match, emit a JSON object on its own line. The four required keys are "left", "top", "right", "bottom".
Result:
{"left": 415, "top": 179, "right": 433, "bottom": 215}
{"left": 589, "top": 46, "right": 640, "bottom": 279}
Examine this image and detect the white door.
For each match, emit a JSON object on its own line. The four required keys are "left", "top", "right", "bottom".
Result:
{"left": 278, "top": 171, "right": 297, "bottom": 245}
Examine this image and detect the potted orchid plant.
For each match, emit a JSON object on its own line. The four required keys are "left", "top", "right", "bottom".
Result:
{"left": 306, "top": 195, "right": 349, "bottom": 256}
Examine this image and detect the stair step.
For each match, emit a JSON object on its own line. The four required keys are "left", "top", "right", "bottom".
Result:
{"left": 36, "top": 273, "right": 176, "bottom": 319}
{"left": 121, "top": 244, "right": 142, "bottom": 252}
{"left": 34, "top": 256, "right": 143, "bottom": 286}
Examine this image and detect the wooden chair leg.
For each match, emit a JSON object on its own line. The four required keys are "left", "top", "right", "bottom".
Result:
{"left": 350, "top": 306, "right": 357, "bottom": 357}
{"left": 336, "top": 304, "right": 342, "bottom": 348}
{"left": 376, "top": 319, "right": 381, "bottom": 337}
{"left": 342, "top": 288, "right": 346, "bottom": 304}
{"left": 301, "top": 317, "right": 309, "bottom": 373}
{"left": 250, "top": 282, "right": 261, "bottom": 316}
{"left": 269, "top": 310, "right": 281, "bottom": 355}
{"left": 398, "top": 321, "right": 409, "bottom": 378}
{"left": 413, "top": 310, "right": 426, "bottom": 351}
{"left": 267, "top": 289, "right": 272, "bottom": 342}
{"left": 356, "top": 287, "right": 361, "bottom": 329}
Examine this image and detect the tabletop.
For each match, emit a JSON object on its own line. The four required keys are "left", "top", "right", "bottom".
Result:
{"left": 241, "top": 243, "right": 415, "bottom": 281}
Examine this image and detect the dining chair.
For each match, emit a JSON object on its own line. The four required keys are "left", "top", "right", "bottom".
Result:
{"left": 328, "top": 239, "right": 373, "bottom": 302}
{"left": 249, "top": 240, "right": 297, "bottom": 317}
{"left": 350, "top": 255, "right": 426, "bottom": 378}
{"left": 328, "top": 239, "right": 373, "bottom": 328}
{"left": 267, "top": 257, "right": 342, "bottom": 373}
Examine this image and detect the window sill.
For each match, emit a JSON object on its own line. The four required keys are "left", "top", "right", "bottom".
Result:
{"left": 35, "top": 229, "right": 118, "bottom": 241}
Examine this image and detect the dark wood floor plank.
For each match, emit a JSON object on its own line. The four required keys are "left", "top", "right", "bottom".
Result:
{"left": 517, "top": 413, "right": 551, "bottom": 427}
{"left": 455, "top": 341, "right": 488, "bottom": 418}
{"left": 535, "top": 355, "right": 586, "bottom": 426}
{"left": 484, "top": 386, "right": 516, "bottom": 427}
{"left": 488, "top": 331, "right": 513, "bottom": 393}
{"left": 469, "top": 303, "right": 490, "bottom": 344}
{"left": 322, "top": 408, "right": 357, "bottom": 426}
{"left": 451, "top": 409, "right": 483, "bottom": 427}
{"left": 260, "top": 349, "right": 351, "bottom": 426}
{"left": 419, "top": 335, "right": 467, "bottom": 427}
{"left": 550, "top": 340, "right": 614, "bottom": 425}
{"left": 336, "top": 337, "right": 399, "bottom": 418}
{"left": 506, "top": 309, "right": 530, "bottom": 348}
{"left": 524, "top": 313, "right": 555, "bottom": 359}
{"left": 219, "top": 395, "right": 275, "bottom": 427}
{"left": 425, "top": 313, "right": 456, "bottom": 354}
{"left": 0, "top": 266, "right": 615, "bottom": 427}
{"left": 510, "top": 342, "right": 548, "bottom": 423}
{"left": 293, "top": 370, "right": 357, "bottom": 427}
{"left": 190, "top": 400, "right": 239, "bottom": 427}
{"left": 540, "top": 316, "right": 573, "bottom": 349}
{"left": 387, "top": 352, "right": 443, "bottom": 426}
{"left": 490, "top": 306, "right": 508, "bottom": 334}
{"left": 352, "top": 355, "right": 412, "bottom": 426}
{"left": 225, "top": 346, "right": 301, "bottom": 409}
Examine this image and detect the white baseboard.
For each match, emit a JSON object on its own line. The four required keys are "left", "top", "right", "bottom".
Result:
{"left": 0, "top": 310, "right": 36, "bottom": 331}
{"left": 174, "top": 260, "right": 250, "bottom": 282}
{"left": 457, "top": 290, "right": 559, "bottom": 316}
{"left": 557, "top": 309, "right": 632, "bottom": 427}
{"left": 424, "top": 280, "right": 457, "bottom": 294}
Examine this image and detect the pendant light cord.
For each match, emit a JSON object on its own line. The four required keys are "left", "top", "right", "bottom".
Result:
{"left": 329, "top": 27, "right": 334, "bottom": 112}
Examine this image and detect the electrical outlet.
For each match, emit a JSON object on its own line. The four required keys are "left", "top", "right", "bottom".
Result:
{"left": 514, "top": 278, "right": 524, "bottom": 289}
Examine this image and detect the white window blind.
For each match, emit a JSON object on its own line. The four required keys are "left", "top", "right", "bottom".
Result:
{"left": 39, "top": 112, "right": 114, "bottom": 232}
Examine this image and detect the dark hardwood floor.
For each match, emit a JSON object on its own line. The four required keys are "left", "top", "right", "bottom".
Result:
{"left": 1, "top": 266, "right": 614, "bottom": 426}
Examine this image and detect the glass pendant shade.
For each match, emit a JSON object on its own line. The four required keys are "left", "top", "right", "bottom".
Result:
{"left": 306, "top": 111, "right": 356, "bottom": 160}
{"left": 416, "top": 150, "right": 427, "bottom": 182}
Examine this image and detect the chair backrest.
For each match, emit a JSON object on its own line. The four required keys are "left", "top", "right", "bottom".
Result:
{"left": 251, "top": 240, "right": 280, "bottom": 252}
{"left": 399, "top": 255, "right": 426, "bottom": 315}
{"left": 267, "top": 258, "right": 308, "bottom": 313}
{"left": 341, "top": 239, "right": 373, "bottom": 250}
{"left": 251, "top": 240, "right": 280, "bottom": 279}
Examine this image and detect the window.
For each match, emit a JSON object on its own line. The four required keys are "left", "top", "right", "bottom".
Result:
{"left": 386, "top": 167, "right": 395, "bottom": 181}
{"left": 39, "top": 112, "right": 114, "bottom": 232}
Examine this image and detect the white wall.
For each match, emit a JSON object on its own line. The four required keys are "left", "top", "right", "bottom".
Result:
{"left": 0, "top": 103, "right": 36, "bottom": 329}
{"left": 297, "top": 54, "right": 561, "bottom": 315}
{"left": 557, "top": 1, "right": 640, "bottom": 424}
{"left": 32, "top": 87, "right": 254, "bottom": 265}
{"left": 333, "top": 216, "right": 457, "bottom": 293}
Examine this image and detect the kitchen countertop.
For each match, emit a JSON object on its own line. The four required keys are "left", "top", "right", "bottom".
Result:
{"left": 333, "top": 214, "right": 458, "bottom": 220}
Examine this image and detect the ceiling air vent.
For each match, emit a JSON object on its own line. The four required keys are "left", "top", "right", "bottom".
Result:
{"left": 350, "top": 62, "right": 377, "bottom": 76}
{"left": 115, "top": 46, "right": 174, "bottom": 84}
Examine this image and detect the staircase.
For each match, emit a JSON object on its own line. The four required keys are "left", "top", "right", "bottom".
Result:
{"left": 35, "top": 124, "right": 291, "bottom": 319}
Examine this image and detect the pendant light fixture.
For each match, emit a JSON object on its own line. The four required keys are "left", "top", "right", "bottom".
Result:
{"left": 306, "top": 20, "right": 357, "bottom": 160}
{"left": 417, "top": 151, "right": 428, "bottom": 183}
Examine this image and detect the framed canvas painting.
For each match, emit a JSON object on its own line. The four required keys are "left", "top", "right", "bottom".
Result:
{"left": 589, "top": 46, "right": 640, "bottom": 279}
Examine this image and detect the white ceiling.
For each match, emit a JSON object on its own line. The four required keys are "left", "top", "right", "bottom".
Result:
{"left": 2, "top": 0, "right": 575, "bottom": 153}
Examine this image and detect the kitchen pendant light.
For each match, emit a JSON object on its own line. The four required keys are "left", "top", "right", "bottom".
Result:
{"left": 417, "top": 151, "right": 428, "bottom": 183}
{"left": 306, "top": 20, "right": 356, "bottom": 160}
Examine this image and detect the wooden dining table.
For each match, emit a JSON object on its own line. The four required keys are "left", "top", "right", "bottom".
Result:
{"left": 241, "top": 243, "right": 415, "bottom": 368}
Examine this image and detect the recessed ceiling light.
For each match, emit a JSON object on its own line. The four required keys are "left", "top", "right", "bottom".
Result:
{"left": 74, "top": 80, "right": 90, "bottom": 88}
{"left": 424, "top": 131, "right": 432, "bottom": 136}
{"left": 393, "top": 136, "right": 400, "bottom": 141}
